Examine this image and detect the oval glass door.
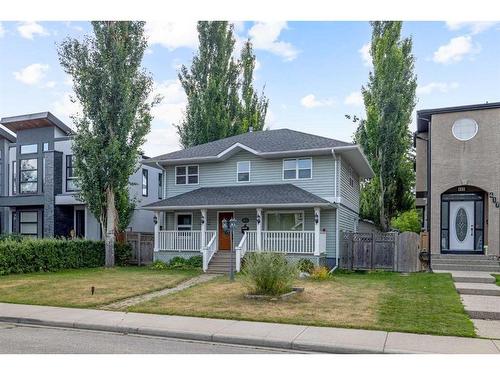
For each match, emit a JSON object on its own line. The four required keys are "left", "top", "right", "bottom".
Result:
{"left": 455, "top": 208, "right": 468, "bottom": 242}
{"left": 449, "top": 201, "right": 475, "bottom": 251}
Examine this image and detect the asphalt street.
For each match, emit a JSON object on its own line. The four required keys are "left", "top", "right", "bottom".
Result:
{"left": 0, "top": 322, "right": 303, "bottom": 354}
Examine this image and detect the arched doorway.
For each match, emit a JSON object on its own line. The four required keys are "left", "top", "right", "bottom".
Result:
{"left": 441, "top": 186, "right": 485, "bottom": 254}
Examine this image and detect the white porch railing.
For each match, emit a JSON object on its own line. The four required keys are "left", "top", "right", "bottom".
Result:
{"left": 202, "top": 231, "right": 217, "bottom": 272}
{"left": 235, "top": 232, "right": 248, "bottom": 272}
{"left": 245, "top": 230, "right": 317, "bottom": 254}
{"left": 158, "top": 230, "right": 216, "bottom": 251}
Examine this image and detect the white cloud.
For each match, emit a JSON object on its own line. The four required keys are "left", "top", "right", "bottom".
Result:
{"left": 300, "top": 94, "right": 335, "bottom": 109}
{"left": 144, "top": 80, "right": 187, "bottom": 155}
{"left": 248, "top": 22, "right": 299, "bottom": 61}
{"left": 17, "top": 21, "right": 49, "bottom": 40}
{"left": 432, "top": 36, "right": 480, "bottom": 64}
{"left": 145, "top": 22, "right": 198, "bottom": 51}
{"left": 52, "top": 92, "right": 82, "bottom": 127}
{"left": 344, "top": 91, "right": 363, "bottom": 106}
{"left": 359, "top": 42, "right": 372, "bottom": 67}
{"left": 0, "top": 23, "right": 5, "bottom": 38}
{"left": 417, "top": 82, "right": 459, "bottom": 95}
{"left": 13, "top": 63, "right": 49, "bottom": 85}
{"left": 44, "top": 81, "right": 56, "bottom": 88}
{"left": 445, "top": 21, "right": 497, "bottom": 35}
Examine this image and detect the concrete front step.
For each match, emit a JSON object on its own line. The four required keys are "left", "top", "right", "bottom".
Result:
{"left": 432, "top": 259, "right": 500, "bottom": 266}
{"left": 462, "top": 295, "right": 500, "bottom": 320}
{"left": 433, "top": 264, "right": 500, "bottom": 272}
{"left": 434, "top": 270, "right": 496, "bottom": 283}
{"left": 455, "top": 282, "right": 500, "bottom": 296}
{"left": 433, "top": 254, "right": 497, "bottom": 260}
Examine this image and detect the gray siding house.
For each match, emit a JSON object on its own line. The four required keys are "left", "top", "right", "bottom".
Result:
{"left": 0, "top": 112, "right": 161, "bottom": 239}
{"left": 142, "top": 129, "right": 373, "bottom": 271}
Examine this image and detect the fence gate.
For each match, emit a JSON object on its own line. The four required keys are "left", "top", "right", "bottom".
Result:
{"left": 125, "top": 232, "right": 154, "bottom": 265}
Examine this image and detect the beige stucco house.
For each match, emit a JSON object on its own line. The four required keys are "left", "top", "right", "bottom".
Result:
{"left": 415, "top": 102, "right": 500, "bottom": 256}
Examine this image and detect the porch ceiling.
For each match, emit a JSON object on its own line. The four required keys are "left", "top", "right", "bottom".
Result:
{"left": 143, "top": 184, "right": 333, "bottom": 210}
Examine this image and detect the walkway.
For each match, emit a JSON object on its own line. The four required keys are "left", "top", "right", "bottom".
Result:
{"left": 103, "top": 273, "right": 218, "bottom": 310}
{"left": 435, "top": 269, "right": 500, "bottom": 339}
{"left": 0, "top": 302, "right": 499, "bottom": 353}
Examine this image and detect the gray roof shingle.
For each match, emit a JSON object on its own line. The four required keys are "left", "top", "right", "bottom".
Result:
{"left": 144, "top": 184, "right": 332, "bottom": 209}
{"left": 147, "top": 128, "right": 351, "bottom": 162}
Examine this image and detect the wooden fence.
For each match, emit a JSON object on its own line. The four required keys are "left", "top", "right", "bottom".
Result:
{"left": 340, "top": 231, "right": 421, "bottom": 272}
{"left": 124, "top": 232, "right": 154, "bottom": 265}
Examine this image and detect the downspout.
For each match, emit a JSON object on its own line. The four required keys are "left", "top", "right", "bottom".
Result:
{"left": 330, "top": 149, "right": 339, "bottom": 272}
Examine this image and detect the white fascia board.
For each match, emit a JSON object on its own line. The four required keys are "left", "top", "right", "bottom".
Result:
{"left": 332, "top": 145, "right": 374, "bottom": 179}
{"left": 143, "top": 202, "right": 334, "bottom": 211}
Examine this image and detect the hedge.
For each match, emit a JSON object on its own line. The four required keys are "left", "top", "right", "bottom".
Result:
{"left": 0, "top": 238, "right": 132, "bottom": 276}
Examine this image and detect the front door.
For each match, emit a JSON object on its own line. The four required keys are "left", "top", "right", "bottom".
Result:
{"left": 449, "top": 201, "right": 474, "bottom": 251}
{"left": 218, "top": 212, "right": 233, "bottom": 250}
{"left": 75, "top": 209, "right": 85, "bottom": 238}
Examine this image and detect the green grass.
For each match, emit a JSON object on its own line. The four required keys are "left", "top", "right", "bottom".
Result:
{"left": 129, "top": 271, "right": 475, "bottom": 337}
{"left": 0, "top": 266, "right": 200, "bottom": 308}
{"left": 495, "top": 275, "right": 500, "bottom": 286}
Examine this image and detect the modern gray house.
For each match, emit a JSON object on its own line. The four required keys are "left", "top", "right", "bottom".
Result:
{"left": 142, "top": 129, "right": 373, "bottom": 272}
{"left": 0, "top": 112, "right": 161, "bottom": 239}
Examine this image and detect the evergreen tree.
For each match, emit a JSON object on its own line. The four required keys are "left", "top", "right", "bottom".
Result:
{"left": 354, "top": 21, "right": 417, "bottom": 231}
{"left": 58, "top": 21, "right": 157, "bottom": 266}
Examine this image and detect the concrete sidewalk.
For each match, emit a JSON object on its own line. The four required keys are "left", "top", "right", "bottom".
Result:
{"left": 0, "top": 302, "right": 499, "bottom": 354}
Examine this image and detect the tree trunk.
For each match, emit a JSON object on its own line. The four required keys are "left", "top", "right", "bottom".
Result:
{"left": 105, "top": 188, "right": 116, "bottom": 267}
{"left": 379, "top": 181, "right": 389, "bottom": 232}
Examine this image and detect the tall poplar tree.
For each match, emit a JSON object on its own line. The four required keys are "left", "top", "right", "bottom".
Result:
{"left": 355, "top": 21, "right": 417, "bottom": 231}
{"left": 177, "top": 22, "right": 268, "bottom": 147}
{"left": 58, "top": 21, "right": 157, "bottom": 266}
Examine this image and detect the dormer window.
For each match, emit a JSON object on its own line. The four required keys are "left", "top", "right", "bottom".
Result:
{"left": 176, "top": 165, "right": 199, "bottom": 185}
{"left": 237, "top": 161, "right": 251, "bottom": 182}
{"left": 283, "top": 158, "right": 312, "bottom": 180}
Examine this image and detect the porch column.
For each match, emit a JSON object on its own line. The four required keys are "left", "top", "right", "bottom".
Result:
{"left": 314, "top": 207, "right": 321, "bottom": 256}
{"left": 154, "top": 211, "right": 160, "bottom": 252}
{"left": 200, "top": 208, "right": 207, "bottom": 249}
{"left": 256, "top": 208, "right": 263, "bottom": 251}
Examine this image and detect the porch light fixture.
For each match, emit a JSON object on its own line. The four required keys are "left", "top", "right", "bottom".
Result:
{"left": 314, "top": 212, "right": 319, "bottom": 224}
{"left": 201, "top": 215, "right": 205, "bottom": 225}
{"left": 153, "top": 215, "right": 158, "bottom": 225}
{"left": 256, "top": 214, "right": 261, "bottom": 225}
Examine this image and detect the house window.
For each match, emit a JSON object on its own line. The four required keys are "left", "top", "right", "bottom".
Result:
{"left": 20, "top": 144, "right": 38, "bottom": 154}
{"left": 19, "top": 211, "right": 38, "bottom": 237}
{"left": 283, "top": 158, "right": 312, "bottom": 180}
{"left": 158, "top": 173, "right": 163, "bottom": 199}
{"left": 349, "top": 166, "right": 354, "bottom": 187}
{"left": 142, "top": 169, "right": 148, "bottom": 196}
{"left": 175, "top": 165, "right": 198, "bottom": 185}
{"left": 66, "top": 155, "right": 79, "bottom": 192}
{"left": 19, "top": 159, "right": 37, "bottom": 194}
{"left": 237, "top": 161, "right": 250, "bottom": 182}
{"left": 266, "top": 211, "right": 304, "bottom": 231}
{"left": 43, "top": 143, "right": 49, "bottom": 152}
{"left": 176, "top": 213, "right": 192, "bottom": 231}
{"left": 12, "top": 161, "right": 17, "bottom": 195}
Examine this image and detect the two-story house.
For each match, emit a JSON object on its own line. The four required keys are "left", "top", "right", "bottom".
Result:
{"left": 0, "top": 112, "right": 161, "bottom": 239}
{"left": 142, "top": 129, "right": 373, "bottom": 272}
{"left": 416, "top": 102, "right": 500, "bottom": 259}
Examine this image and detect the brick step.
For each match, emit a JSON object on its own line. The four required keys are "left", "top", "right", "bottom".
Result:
{"left": 432, "top": 264, "right": 500, "bottom": 272}
{"left": 455, "top": 282, "right": 500, "bottom": 296}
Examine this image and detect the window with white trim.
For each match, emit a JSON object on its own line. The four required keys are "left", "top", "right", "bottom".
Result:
{"left": 176, "top": 213, "right": 193, "bottom": 231}
{"left": 237, "top": 161, "right": 250, "bottom": 182}
{"left": 142, "top": 169, "right": 148, "bottom": 196}
{"left": 266, "top": 211, "right": 304, "bottom": 231}
{"left": 19, "top": 159, "right": 37, "bottom": 194}
{"left": 158, "top": 173, "right": 163, "bottom": 199}
{"left": 19, "top": 211, "right": 38, "bottom": 237}
{"left": 176, "top": 165, "right": 198, "bottom": 185}
{"left": 283, "top": 158, "right": 312, "bottom": 180}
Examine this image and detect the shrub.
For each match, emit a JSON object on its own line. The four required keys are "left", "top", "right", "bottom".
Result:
{"left": 186, "top": 255, "right": 203, "bottom": 268}
{"left": 242, "top": 252, "right": 298, "bottom": 296}
{"left": 150, "top": 260, "right": 169, "bottom": 270}
{"left": 0, "top": 233, "right": 24, "bottom": 242}
{"left": 297, "top": 258, "right": 315, "bottom": 274}
{"left": 390, "top": 209, "right": 421, "bottom": 233}
{"left": 310, "top": 266, "right": 331, "bottom": 281}
{"left": 0, "top": 239, "right": 132, "bottom": 276}
{"left": 165, "top": 255, "right": 203, "bottom": 270}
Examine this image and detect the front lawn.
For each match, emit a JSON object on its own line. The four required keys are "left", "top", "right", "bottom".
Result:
{"left": 128, "top": 271, "right": 475, "bottom": 337}
{"left": 0, "top": 267, "right": 200, "bottom": 308}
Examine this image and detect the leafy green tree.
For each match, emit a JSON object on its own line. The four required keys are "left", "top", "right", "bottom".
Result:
{"left": 177, "top": 22, "right": 268, "bottom": 147}
{"left": 391, "top": 209, "right": 421, "bottom": 233}
{"left": 58, "top": 21, "right": 157, "bottom": 266}
{"left": 238, "top": 40, "right": 268, "bottom": 133}
{"left": 354, "top": 21, "right": 417, "bottom": 231}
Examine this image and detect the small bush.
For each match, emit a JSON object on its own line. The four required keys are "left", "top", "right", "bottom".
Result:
{"left": 310, "top": 266, "right": 331, "bottom": 281}
{"left": 297, "top": 258, "right": 315, "bottom": 274}
{"left": 0, "top": 238, "right": 132, "bottom": 276}
{"left": 0, "top": 233, "right": 24, "bottom": 242}
{"left": 186, "top": 255, "right": 203, "bottom": 268}
{"left": 391, "top": 209, "right": 421, "bottom": 234}
{"left": 242, "top": 252, "right": 298, "bottom": 296}
{"left": 150, "top": 260, "right": 169, "bottom": 270}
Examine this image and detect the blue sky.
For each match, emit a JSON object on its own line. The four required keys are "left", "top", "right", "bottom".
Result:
{"left": 1, "top": 21, "right": 499, "bottom": 156}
